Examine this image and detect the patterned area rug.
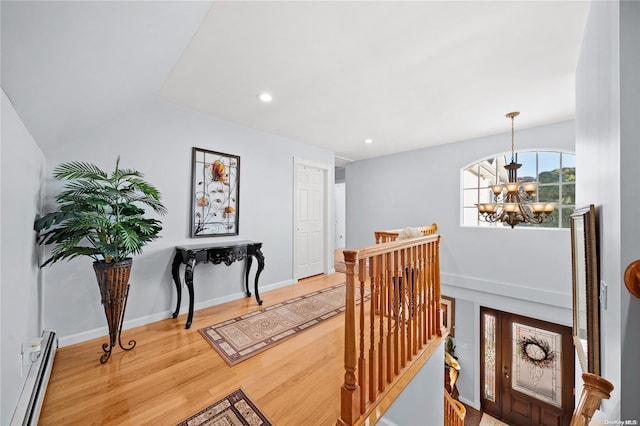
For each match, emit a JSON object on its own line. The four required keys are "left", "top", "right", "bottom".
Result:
{"left": 200, "top": 282, "right": 361, "bottom": 365}
{"left": 176, "top": 388, "right": 271, "bottom": 426}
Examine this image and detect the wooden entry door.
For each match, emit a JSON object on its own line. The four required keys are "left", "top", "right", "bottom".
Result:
{"left": 480, "top": 308, "right": 575, "bottom": 426}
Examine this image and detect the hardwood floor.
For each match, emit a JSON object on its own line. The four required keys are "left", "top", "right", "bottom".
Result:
{"left": 39, "top": 273, "right": 347, "bottom": 426}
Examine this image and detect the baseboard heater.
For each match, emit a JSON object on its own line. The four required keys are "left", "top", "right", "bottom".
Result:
{"left": 10, "top": 329, "right": 58, "bottom": 426}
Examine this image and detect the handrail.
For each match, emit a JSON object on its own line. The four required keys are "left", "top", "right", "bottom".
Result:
{"left": 444, "top": 390, "right": 466, "bottom": 426}
{"left": 338, "top": 234, "right": 444, "bottom": 426}
{"left": 374, "top": 223, "right": 438, "bottom": 244}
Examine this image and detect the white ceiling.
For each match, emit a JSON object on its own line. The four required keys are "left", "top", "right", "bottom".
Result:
{"left": 2, "top": 1, "right": 590, "bottom": 164}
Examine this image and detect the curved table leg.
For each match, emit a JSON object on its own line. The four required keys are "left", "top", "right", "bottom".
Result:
{"left": 171, "top": 252, "right": 183, "bottom": 319}
{"left": 253, "top": 248, "right": 265, "bottom": 305}
{"left": 185, "top": 258, "right": 196, "bottom": 329}
{"left": 244, "top": 255, "right": 253, "bottom": 297}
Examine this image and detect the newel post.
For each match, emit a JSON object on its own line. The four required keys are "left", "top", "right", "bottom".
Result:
{"left": 338, "top": 249, "right": 361, "bottom": 426}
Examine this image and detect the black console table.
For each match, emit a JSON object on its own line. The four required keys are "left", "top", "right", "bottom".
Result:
{"left": 171, "top": 240, "right": 265, "bottom": 329}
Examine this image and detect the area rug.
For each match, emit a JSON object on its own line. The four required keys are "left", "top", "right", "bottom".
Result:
{"left": 176, "top": 388, "right": 272, "bottom": 426}
{"left": 200, "top": 282, "right": 364, "bottom": 365}
{"left": 479, "top": 413, "right": 511, "bottom": 426}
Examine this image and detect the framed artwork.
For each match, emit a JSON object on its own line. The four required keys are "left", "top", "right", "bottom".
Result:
{"left": 191, "top": 147, "right": 240, "bottom": 237}
{"left": 441, "top": 296, "right": 455, "bottom": 337}
{"left": 570, "top": 204, "right": 600, "bottom": 375}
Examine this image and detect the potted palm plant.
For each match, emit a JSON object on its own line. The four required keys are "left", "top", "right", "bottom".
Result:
{"left": 34, "top": 158, "right": 167, "bottom": 363}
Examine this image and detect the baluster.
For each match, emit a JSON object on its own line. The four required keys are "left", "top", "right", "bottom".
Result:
{"left": 400, "top": 248, "right": 407, "bottom": 369}
{"left": 407, "top": 246, "right": 414, "bottom": 358}
{"left": 423, "top": 243, "right": 429, "bottom": 340}
{"left": 413, "top": 245, "right": 422, "bottom": 355}
{"left": 410, "top": 245, "right": 418, "bottom": 356}
{"left": 404, "top": 247, "right": 411, "bottom": 362}
{"left": 418, "top": 244, "right": 427, "bottom": 348}
{"left": 369, "top": 255, "right": 378, "bottom": 403}
{"left": 358, "top": 258, "right": 367, "bottom": 414}
{"left": 393, "top": 249, "right": 400, "bottom": 375}
{"left": 374, "top": 254, "right": 381, "bottom": 314}
{"left": 387, "top": 250, "right": 394, "bottom": 383}
{"left": 435, "top": 236, "right": 443, "bottom": 337}
{"left": 427, "top": 243, "right": 435, "bottom": 340}
{"left": 379, "top": 252, "right": 387, "bottom": 393}
{"left": 431, "top": 240, "right": 437, "bottom": 339}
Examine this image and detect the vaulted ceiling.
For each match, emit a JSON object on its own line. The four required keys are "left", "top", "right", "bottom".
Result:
{"left": 1, "top": 1, "right": 590, "bottom": 163}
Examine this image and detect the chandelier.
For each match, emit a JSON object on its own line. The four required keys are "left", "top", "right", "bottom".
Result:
{"left": 476, "top": 112, "right": 556, "bottom": 228}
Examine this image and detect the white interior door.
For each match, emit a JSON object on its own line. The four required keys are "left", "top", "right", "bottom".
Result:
{"left": 334, "top": 182, "right": 346, "bottom": 249}
{"left": 295, "top": 163, "right": 325, "bottom": 279}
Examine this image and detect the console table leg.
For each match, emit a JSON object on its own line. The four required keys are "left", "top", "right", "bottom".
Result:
{"left": 185, "top": 259, "right": 196, "bottom": 329}
{"left": 171, "top": 253, "right": 183, "bottom": 319}
{"left": 254, "top": 249, "right": 265, "bottom": 305}
{"left": 245, "top": 256, "right": 253, "bottom": 297}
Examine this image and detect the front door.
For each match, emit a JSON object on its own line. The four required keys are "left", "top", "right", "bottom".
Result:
{"left": 481, "top": 307, "right": 575, "bottom": 426}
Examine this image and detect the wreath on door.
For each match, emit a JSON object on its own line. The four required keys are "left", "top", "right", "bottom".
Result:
{"left": 517, "top": 336, "right": 556, "bottom": 368}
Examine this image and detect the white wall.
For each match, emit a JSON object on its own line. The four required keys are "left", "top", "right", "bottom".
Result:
{"left": 378, "top": 340, "right": 444, "bottom": 426}
{"left": 575, "top": 0, "right": 640, "bottom": 420}
{"left": 345, "top": 120, "right": 575, "bottom": 408}
{"left": 618, "top": 2, "right": 640, "bottom": 419}
{"left": 1, "top": 90, "right": 47, "bottom": 425}
{"left": 39, "top": 99, "right": 334, "bottom": 346}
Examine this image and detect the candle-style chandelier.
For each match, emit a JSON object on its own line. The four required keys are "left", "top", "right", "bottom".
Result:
{"left": 476, "top": 112, "right": 556, "bottom": 228}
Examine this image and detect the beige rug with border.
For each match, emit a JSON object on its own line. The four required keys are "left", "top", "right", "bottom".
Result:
{"left": 176, "top": 388, "right": 271, "bottom": 426}
{"left": 199, "top": 282, "right": 365, "bottom": 365}
{"left": 479, "top": 413, "right": 511, "bottom": 426}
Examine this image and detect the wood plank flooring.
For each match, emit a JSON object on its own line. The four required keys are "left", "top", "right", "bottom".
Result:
{"left": 39, "top": 273, "right": 347, "bottom": 426}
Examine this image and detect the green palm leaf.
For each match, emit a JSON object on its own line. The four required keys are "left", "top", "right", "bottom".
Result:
{"left": 53, "top": 161, "right": 108, "bottom": 181}
{"left": 35, "top": 157, "right": 167, "bottom": 266}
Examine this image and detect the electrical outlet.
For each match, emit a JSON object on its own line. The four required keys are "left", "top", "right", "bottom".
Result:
{"left": 600, "top": 280, "right": 608, "bottom": 310}
{"left": 19, "top": 338, "right": 42, "bottom": 377}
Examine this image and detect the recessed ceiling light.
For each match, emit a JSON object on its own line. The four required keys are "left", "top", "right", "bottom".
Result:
{"left": 257, "top": 92, "right": 273, "bottom": 103}
{"left": 363, "top": 138, "right": 373, "bottom": 144}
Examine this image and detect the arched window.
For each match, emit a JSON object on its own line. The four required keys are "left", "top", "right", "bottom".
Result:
{"left": 461, "top": 151, "right": 575, "bottom": 228}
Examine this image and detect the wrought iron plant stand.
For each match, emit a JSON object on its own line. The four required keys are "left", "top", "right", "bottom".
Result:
{"left": 93, "top": 258, "right": 136, "bottom": 363}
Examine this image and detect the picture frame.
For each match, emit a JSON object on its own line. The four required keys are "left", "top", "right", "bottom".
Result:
{"left": 441, "top": 295, "right": 455, "bottom": 337}
{"left": 570, "top": 204, "right": 600, "bottom": 375}
{"left": 191, "top": 147, "right": 240, "bottom": 237}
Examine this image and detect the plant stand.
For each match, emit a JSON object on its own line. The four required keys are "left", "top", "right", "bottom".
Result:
{"left": 93, "top": 259, "right": 136, "bottom": 364}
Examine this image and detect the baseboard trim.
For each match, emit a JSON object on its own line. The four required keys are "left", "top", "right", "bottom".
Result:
{"left": 59, "top": 278, "right": 294, "bottom": 347}
{"left": 458, "top": 396, "right": 480, "bottom": 411}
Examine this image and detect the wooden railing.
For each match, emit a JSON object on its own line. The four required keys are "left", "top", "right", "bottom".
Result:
{"left": 374, "top": 223, "right": 438, "bottom": 244}
{"left": 338, "top": 234, "right": 444, "bottom": 426}
{"left": 444, "top": 390, "right": 466, "bottom": 426}
{"left": 570, "top": 373, "right": 614, "bottom": 426}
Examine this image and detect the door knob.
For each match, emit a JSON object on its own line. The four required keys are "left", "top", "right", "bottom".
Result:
{"left": 504, "top": 373, "right": 510, "bottom": 379}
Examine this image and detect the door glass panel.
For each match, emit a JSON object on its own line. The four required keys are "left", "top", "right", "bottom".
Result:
{"left": 511, "top": 322, "right": 562, "bottom": 407}
{"left": 483, "top": 312, "right": 497, "bottom": 402}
